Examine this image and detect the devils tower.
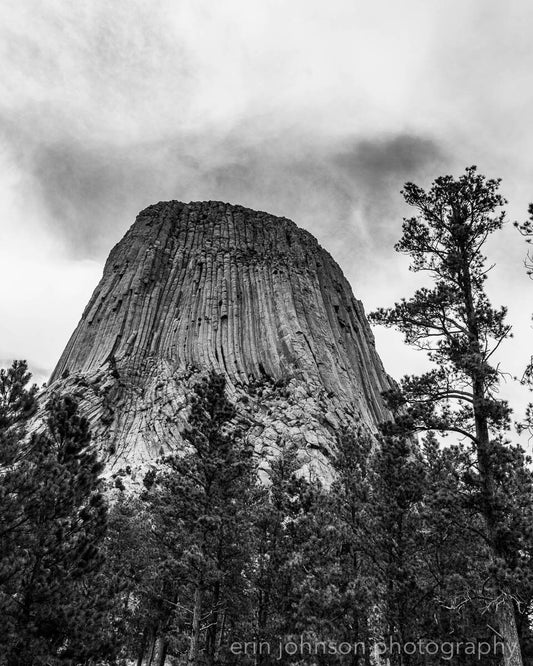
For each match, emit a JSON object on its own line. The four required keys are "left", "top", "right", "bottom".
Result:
{"left": 48, "top": 201, "right": 393, "bottom": 482}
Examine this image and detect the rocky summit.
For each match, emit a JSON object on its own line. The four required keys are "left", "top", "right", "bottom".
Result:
{"left": 48, "top": 201, "right": 393, "bottom": 483}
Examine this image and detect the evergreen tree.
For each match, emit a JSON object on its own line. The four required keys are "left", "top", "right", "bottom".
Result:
{"left": 418, "top": 434, "right": 492, "bottom": 657}
{"left": 0, "top": 360, "right": 37, "bottom": 468}
{"left": 325, "top": 429, "right": 375, "bottom": 665}
{"left": 514, "top": 204, "right": 533, "bottom": 437}
{"left": 0, "top": 362, "right": 108, "bottom": 665}
{"left": 367, "top": 435, "right": 429, "bottom": 665}
{"left": 369, "top": 167, "right": 531, "bottom": 666}
{"left": 141, "top": 372, "right": 259, "bottom": 666}
{"left": 514, "top": 203, "right": 533, "bottom": 278}
{"left": 251, "top": 444, "right": 335, "bottom": 665}
{"left": 327, "top": 427, "right": 523, "bottom": 665}
{"left": 99, "top": 496, "right": 170, "bottom": 666}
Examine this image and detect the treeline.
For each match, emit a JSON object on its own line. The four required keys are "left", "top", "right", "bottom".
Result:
{"left": 2, "top": 367, "right": 533, "bottom": 666}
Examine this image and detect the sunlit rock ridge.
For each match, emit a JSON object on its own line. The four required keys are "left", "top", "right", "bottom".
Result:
{"left": 49, "top": 201, "right": 393, "bottom": 482}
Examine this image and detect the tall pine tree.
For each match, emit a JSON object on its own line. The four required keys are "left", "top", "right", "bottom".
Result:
{"left": 370, "top": 167, "right": 532, "bottom": 666}
{"left": 142, "top": 372, "right": 259, "bottom": 666}
{"left": 0, "top": 362, "right": 108, "bottom": 665}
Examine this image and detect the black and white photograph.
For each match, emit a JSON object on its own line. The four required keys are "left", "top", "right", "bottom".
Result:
{"left": 2, "top": 2, "right": 533, "bottom": 664}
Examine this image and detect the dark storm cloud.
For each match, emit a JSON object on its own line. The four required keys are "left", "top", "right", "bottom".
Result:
{"left": 334, "top": 134, "right": 444, "bottom": 184}
{"left": 0, "top": 116, "right": 180, "bottom": 257}
{"left": 178, "top": 131, "right": 447, "bottom": 265}
{"left": 144, "top": 133, "right": 440, "bottom": 257}
{"left": 2, "top": 117, "right": 446, "bottom": 262}
{"left": 329, "top": 134, "right": 447, "bottom": 242}
{"left": 30, "top": 141, "right": 150, "bottom": 256}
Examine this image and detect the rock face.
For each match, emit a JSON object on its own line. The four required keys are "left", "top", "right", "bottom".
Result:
{"left": 49, "top": 201, "right": 393, "bottom": 483}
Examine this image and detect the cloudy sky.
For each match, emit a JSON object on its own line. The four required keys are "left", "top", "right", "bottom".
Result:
{"left": 1, "top": 0, "right": 533, "bottom": 421}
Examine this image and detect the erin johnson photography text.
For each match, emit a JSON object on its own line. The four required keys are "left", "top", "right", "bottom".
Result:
{"left": 230, "top": 636, "right": 506, "bottom": 661}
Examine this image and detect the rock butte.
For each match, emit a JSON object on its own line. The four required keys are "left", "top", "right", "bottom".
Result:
{"left": 48, "top": 201, "right": 393, "bottom": 483}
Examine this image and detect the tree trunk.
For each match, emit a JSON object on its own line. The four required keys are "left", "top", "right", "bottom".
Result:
{"left": 141, "top": 628, "right": 158, "bottom": 666}
{"left": 256, "top": 575, "right": 270, "bottom": 666}
{"left": 496, "top": 599, "right": 522, "bottom": 666}
{"left": 137, "top": 627, "right": 148, "bottom": 666}
{"left": 188, "top": 585, "right": 203, "bottom": 666}
{"left": 472, "top": 381, "right": 523, "bottom": 666}
{"left": 362, "top": 617, "right": 372, "bottom": 666}
{"left": 353, "top": 611, "right": 367, "bottom": 666}
{"left": 153, "top": 635, "right": 169, "bottom": 666}
{"left": 216, "top": 607, "right": 227, "bottom": 662}
{"left": 206, "top": 581, "right": 221, "bottom": 666}
{"left": 460, "top": 252, "right": 524, "bottom": 666}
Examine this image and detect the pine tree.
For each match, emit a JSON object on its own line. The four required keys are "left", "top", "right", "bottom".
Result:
{"left": 251, "top": 443, "right": 357, "bottom": 666}
{"left": 0, "top": 363, "right": 108, "bottom": 665}
{"left": 418, "top": 434, "right": 491, "bottom": 657}
{"left": 514, "top": 203, "right": 533, "bottom": 278}
{"left": 367, "top": 435, "right": 429, "bottom": 665}
{"left": 369, "top": 167, "right": 531, "bottom": 666}
{"left": 325, "top": 428, "right": 375, "bottom": 665}
{"left": 327, "top": 427, "right": 523, "bottom": 665}
{"left": 99, "top": 496, "right": 170, "bottom": 666}
{"left": 514, "top": 204, "right": 533, "bottom": 437}
{"left": 142, "top": 372, "right": 259, "bottom": 666}
{"left": 0, "top": 360, "right": 37, "bottom": 468}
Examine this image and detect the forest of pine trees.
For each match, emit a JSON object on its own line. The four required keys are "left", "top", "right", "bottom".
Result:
{"left": 2, "top": 168, "right": 533, "bottom": 665}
